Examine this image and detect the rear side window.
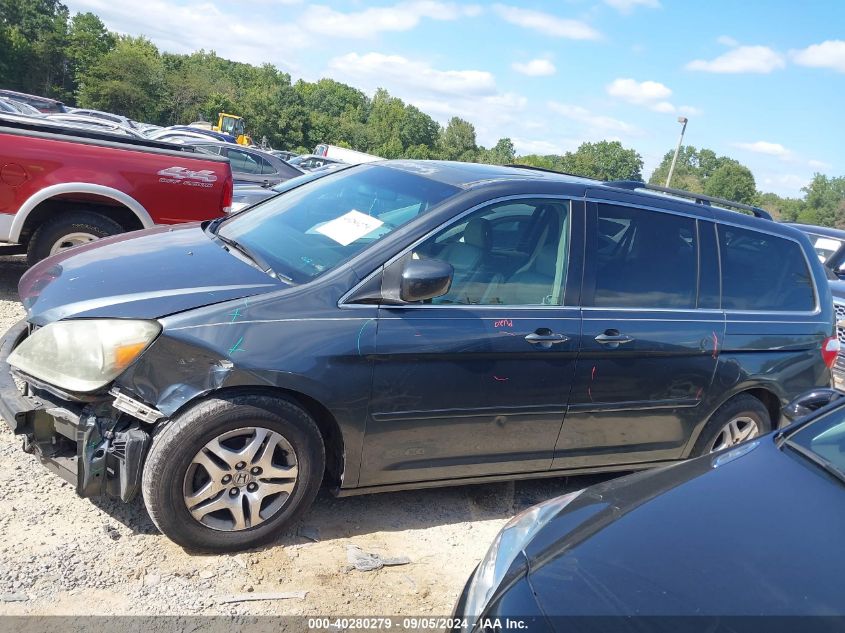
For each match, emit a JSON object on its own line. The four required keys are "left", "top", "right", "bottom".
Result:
{"left": 592, "top": 204, "right": 697, "bottom": 309}
{"left": 719, "top": 226, "right": 815, "bottom": 311}
{"left": 227, "top": 149, "right": 268, "bottom": 175}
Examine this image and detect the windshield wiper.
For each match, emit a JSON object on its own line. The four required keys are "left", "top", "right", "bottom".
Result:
{"left": 782, "top": 440, "right": 845, "bottom": 486}
{"left": 215, "top": 233, "right": 293, "bottom": 283}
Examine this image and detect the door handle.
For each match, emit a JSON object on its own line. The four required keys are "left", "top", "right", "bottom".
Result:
{"left": 525, "top": 331, "right": 570, "bottom": 348}
{"left": 595, "top": 331, "right": 635, "bottom": 348}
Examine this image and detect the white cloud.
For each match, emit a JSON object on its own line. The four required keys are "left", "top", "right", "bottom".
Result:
{"left": 790, "top": 40, "right": 845, "bottom": 72}
{"left": 328, "top": 52, "right": 496, "bottom": 97}
{"left": 511, "top": 58, "right": 556, "bottom": 76}
{"left": 326, "top": 52, "right": 527, "bottom": 147}
{"left": 733, "top": 141, "right": 792, "bottom": 159}
{"left": 650, "top": 101, "right": 675, "bottom": 113}
{"left": 606, "top": 78, "right": 671, "bottom": 104}
{"left": 64, "top": 0, "right": 306, "bottom": 70}
{"left": 604, "top": 77, "right": 695, "bottom": 115}
{"left": 716, "top": 35, "right": 738, "bottom": 47}
{"left": 808, "top": 159, "right": 832, "bottom": 170}
{"left": 493, "top": 4, "right": 601, "bottom": 40}
{"left": 686, "top": 45, "right": 785, "bottom": 73}
{"left": 547, "top": 102, "right": 639, "bottom": 135}
{"left": 299, "top": 2, "right": 481, "bottom": 38}
{"left": 759, "top": 172, "right": 809, "bottom": 197}
{"left": 604, "top": 0, "right": 660, "bottom": 13}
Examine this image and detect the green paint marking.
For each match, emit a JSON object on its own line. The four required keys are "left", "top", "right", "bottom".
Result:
{"left": 228, "top": 335, "right": 245, "bottom": 354}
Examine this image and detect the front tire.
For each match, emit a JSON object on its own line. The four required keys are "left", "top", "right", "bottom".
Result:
{"left": 692, "top": 394, "right": 771, "bottom": 456}
{"left": 27, "top": 211, "right": 123, "bottom": 265}
{"left": 142, "top": 393, "right": 325, "bottom": 552}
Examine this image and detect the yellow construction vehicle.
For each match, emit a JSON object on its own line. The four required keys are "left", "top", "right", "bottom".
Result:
{"left": 213, "top": 113, "right": 251, "bottom": 146}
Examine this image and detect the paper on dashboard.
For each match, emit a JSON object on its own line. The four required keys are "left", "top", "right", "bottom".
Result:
{"left": 315, "top": 210, "right": 384, "bottom": 246}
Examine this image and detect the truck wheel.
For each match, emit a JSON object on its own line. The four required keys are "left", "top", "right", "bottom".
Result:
{"left": 142, "top": 393, "right": 325, "bottom": 552}
{"left": 27, "top": 211, "right": 124, "bottom": 265}
{"left": 692, "top": 394, "right": 771, "bottom": 456}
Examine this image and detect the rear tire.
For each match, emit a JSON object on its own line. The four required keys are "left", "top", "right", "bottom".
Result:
{"left": 27, "top": 211, "right": 123, "bottom": 265}
{"left": 142, "top": 393, "right": 325, "bottom": 552}
{"left": 692, "top": 394, "right": 771, "bottom": 456}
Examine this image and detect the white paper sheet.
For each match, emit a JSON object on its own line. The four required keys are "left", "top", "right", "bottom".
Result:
{"left": 315, "top": 210, "right": 384, "bottom": 246}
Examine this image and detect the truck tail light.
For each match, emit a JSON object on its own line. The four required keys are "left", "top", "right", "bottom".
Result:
{"left": 221, "top": 171, "right": 233, "bottom": 214}
{"left": 822, "top": 335, "right": 840, "bottom": 369}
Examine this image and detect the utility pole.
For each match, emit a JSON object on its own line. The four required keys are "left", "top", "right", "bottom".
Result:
{"left": 665, "top": 116, "right": 689, "bottom": 188}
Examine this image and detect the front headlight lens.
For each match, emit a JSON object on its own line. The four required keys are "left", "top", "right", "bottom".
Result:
{"left": 463, "top": 489, "right": 584, "bottom": 620}
{"left": 8, "top": 319, "right": 161, "bottom": 393}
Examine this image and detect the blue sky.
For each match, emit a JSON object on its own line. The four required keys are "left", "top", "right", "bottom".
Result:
{"left": 64, "top": 0, "right": 845, "bottom": 196}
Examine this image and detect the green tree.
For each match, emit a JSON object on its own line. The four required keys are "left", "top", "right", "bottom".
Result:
{"left": 399, "top": 105, "right": 439, "bottom": 151}
{"left": 0, "top": 0, "right": 69, "bottom": 97}
{"left": 703, "top": 162, "right": 757, "bottom": 205}
{"left": 560, "top": 140, "right": 643, "bottom": 181}
{"left": 477, "top": 137, "right": 516, "bottom": 165}
{"left": 757, "top": 192, "right": 805, "bottom": 222}
{"left": 77, "top": 35, "right": 164, "bottom": 121}
{"left": 296, "top": 78, "right": 367, "bottom": 119}
{"left": 64, "top": 12, "right": 114, "bottom": 96}
{"left": 649, "top": 146, "right": 757, "bottom": 199}
{"left": 796, "top": 174, "right": 845, "bottom": 227}
{"left": 439, "top": 117, "right": 477, "bottom": 161}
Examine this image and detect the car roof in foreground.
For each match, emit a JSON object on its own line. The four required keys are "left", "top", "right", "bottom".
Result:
{"left": 379, "top": 161, "right": 798, "bottom": 233}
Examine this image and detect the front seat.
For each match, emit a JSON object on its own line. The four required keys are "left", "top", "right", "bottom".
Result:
{"left": 435, "top": 217, "right": 493, "bottom": 303}
{"left": 485, "top": 209, "right": 562, "bottom": 305}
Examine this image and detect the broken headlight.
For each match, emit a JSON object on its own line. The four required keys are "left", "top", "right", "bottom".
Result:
{"left": 8, "top": 319, "right": 161, "bottom": 393}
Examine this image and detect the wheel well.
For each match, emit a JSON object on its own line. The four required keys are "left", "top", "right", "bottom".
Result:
{"left": 175, "top": 386, "right": 346, "bottom": 488}
{"left": 741, "top": 387, "right": 781, "bottom": 428}
{"left": 19, "top": 197, "right": 144, "bottom": 244}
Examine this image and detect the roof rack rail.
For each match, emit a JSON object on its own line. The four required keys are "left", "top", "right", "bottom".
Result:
{"left": 605, "top": 180, "right": 772, "bottom": 221}
{"left": 507, "top": 164, "right": 601, "bottom": 180}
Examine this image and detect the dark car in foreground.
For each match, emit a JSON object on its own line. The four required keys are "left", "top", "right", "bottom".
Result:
{"left": 0, "top": 161, "right": 836, "bottom": 551}
{"left": 453, "top": 388, "right": 845, "bottom": 626}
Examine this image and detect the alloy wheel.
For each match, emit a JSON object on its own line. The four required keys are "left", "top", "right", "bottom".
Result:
{"left": 709, "top": 416, "right": 760, "bottom": 453}
{"left": 183, "top": 427, "right": 299, "bottom": 531}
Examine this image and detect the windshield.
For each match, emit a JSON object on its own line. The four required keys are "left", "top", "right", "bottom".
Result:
{"left": 785, "top": 409, "right": 845, "bottom": 481}
{"left": 217, "top": 165, "right": 459, "bottom": 282}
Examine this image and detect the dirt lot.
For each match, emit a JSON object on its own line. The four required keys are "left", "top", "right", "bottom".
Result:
{"left": 0, "top": 256, "right": 614, "bottom": 617}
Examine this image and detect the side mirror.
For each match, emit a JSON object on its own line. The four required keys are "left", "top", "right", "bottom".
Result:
{"left": 782, "top": 388, "right": 844, "bottom": 423}
{"left": 400, "top": 259, "right": 453, "bottom": 303}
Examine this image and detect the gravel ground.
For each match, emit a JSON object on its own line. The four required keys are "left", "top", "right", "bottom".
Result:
{"left": 0, "top": 255, "right": 612, "bottom": 617}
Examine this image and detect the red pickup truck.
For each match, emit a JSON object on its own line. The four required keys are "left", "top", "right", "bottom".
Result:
{"left": 0, "top": 115, "right": 233, "bottom": 264}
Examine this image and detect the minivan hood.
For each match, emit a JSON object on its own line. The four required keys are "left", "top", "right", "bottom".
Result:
{"left": 20, "top": 224, "right": 281, "bottom": 325}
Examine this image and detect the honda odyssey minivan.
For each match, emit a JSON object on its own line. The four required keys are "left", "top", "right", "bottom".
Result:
{"left": 0, "top": 161, "right": 836, "bottom": 550}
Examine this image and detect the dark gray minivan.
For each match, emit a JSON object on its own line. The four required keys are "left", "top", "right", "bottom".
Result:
{"left": 0, "top": 161, "right": 837, "bottom": 551}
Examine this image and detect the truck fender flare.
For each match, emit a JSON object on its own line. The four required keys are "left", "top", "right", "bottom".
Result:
{"left": 10, "top": 183, "right": 155, "bottom": 242}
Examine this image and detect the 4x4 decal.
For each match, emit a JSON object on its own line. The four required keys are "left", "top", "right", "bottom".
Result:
{"left": 157, "top": 166, "right": 217, "bottom": 187}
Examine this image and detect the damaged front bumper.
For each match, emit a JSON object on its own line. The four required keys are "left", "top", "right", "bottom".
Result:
{"left": 0, "top": 320, "right": 155, "bottom": 502}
